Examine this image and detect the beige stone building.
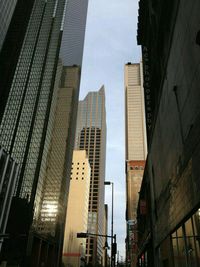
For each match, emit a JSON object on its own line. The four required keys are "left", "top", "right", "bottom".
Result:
{"left": 124, "top": 63, "right": 147, "bottom": 266}
{"left": 75, "top": 86, "right": 106, "bottom": 266}
{"left": 125, "top": 62, "right": 147, "bottom": 161}
{"left": 124, "top": 63, "right": 147, "bottom": 221}
{"left": 62, "top": 150, "right": 91, "bottom": 267}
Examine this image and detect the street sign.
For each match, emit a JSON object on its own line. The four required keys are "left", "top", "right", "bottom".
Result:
{"left": 77, "top": 232, "right": 88, "bottom": 238}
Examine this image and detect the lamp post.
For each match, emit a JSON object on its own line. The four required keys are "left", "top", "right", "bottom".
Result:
{"left": 78, "top": 243, "right": 83, "bottom": 267}
{"left": 104, "top": 181, "right": 115, "bottom": 267}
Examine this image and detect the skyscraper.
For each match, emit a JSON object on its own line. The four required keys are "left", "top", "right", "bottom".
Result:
{"left": 0, "top": 0, "right": 67, "bottom": 204}
{"left": 124, "top": 62, "right": 147, "bottom": 267}
{"left": 0, "top": 1, "right": 68, "bottom": 264}
{"left": 0, "top": 0, "right": 17, "bottom": 51}
{"left": 62, "top": 150, "right": 90, "bottom": 267}
{"left": 0, "top": 0, "right": 89, "bottom": 265}
{"left": 0, "top": 146, "right": 19, "bottom": 253}
{"left": 125, "top": 63, "right": 147, "bottom": 162}
{"left": 59, "top": 0, "right": 88, "bottom": 66}
{"left": 75, "top": 86, "right": 107, "bottom": 266}
{"left": 37, "top": 65, "right": 81, "bottom": 233}
{"left": 0, "top": 0, "right": 35, "bottom": 121}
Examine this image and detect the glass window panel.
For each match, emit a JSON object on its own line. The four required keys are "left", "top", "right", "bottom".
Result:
{"left": 172, "top": 227, "right": 187, "bottom": 267}
{"left": 184, "top": 218, "right": 198, "bottom": 267}
{"left": 192, "top": 210, "right": 200, "bottom": 265}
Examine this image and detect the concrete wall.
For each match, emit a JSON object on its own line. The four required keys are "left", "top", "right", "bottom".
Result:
{"left": 147, "top": 0, "right": 200, "bottom": 247}
{"left": 62, "top": 150, "right": 90, "bottom": 267}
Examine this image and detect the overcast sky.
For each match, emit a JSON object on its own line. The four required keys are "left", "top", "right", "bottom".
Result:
{"left": 80, "top": 0, "right": 141, "bottom": 259}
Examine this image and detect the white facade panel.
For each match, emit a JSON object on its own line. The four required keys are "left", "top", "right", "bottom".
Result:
{"left": 125, "top": 63, "right": 147, "bottom": 161}
{"left": 62, "top": 150, "right": 90, "bottom": 267}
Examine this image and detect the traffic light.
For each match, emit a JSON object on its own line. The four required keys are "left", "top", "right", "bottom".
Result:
{"left": 112, "top": 242, "right": 117, "bottom": 255}
{"left": 77, "top": 232, "right": 88, "bottom": 238}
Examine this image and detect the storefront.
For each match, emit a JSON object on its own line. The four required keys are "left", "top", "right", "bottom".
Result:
{"left": 171, "top": 209, "right": 200, "bottom": 267}
{"left": 159, "top": 209, "right": 200, "bottom": 267}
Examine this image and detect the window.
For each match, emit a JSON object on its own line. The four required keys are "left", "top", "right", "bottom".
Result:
{"left": 171, "top": 210, "right": 200, "bottom": 267}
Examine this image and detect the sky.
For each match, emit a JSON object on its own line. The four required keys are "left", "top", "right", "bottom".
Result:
{"left": 79, "top": 0, "right": 141, "bottom": 260}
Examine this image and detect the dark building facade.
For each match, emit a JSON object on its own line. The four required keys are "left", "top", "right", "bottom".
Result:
{"left": 59, "top": 0, "right": 88, "bottom": 66}
{"left": 0, "top": 146, "right": 19, "bottom": 254}
{"left": 0, "top": 0, "right": 17, "bottom": 51}
{"left": 137, "top": 0, "right": 200, "bottom": 266}
{"left": 0, "top": 0, "right": 67, "bottom": 266}
{"left": 0, "top": 0, "right": 67, "bottom": 201}
{"left": 0, "top": 0, "right": 35, "bottom": 122}
{"left": 0, "top": 0, "right": 89, "bottom": 265}
{"left": 36, "top": 66, "right": 81, "bottom": 267}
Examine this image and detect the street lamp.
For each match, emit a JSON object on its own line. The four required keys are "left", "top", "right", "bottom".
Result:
{"left": 104, "top": 181, "right": 115, "bottom": 267}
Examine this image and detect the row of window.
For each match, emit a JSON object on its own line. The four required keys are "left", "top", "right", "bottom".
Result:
{"left": 129, "top": 166, "right": 144, "bottom": 170}
{"left": 70, "top": 177, "right": 85, "bottom": 180}
{"left": 72, "top": 162, "right": 85, "bottom": 165}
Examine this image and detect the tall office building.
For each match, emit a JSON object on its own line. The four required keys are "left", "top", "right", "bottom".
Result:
{"left": 37, "top": 66, "right": 81, "bottom": 236}
{"left": 62, "top": 150, "right": 90, "bottom": 267}
{"left": 60, "top": 0, "right": 88, "bottom": 65}
{"left": 0, "top": 146, "right": 19, "bottom": 253}
{"left": 0, "top": 1, "right": 68, "bottom": 264}
{"left": 33, "top": 66, "right": 81, "bottom": 267}
{"left": 1, "top": 64, "right": 82, "bottom": 266}
{"left": 0, "top": 0, "right": 89, "bottom": 203}
{"left": 124, "top": 63, "right": 147, "bottom": 267}
{"left": 0, "top": 0, "right": 88, "bottom": 121}
{"left": 0, "top": 0, "right": 89, "bottom": 265}
{"left": 0, "top": 0, "right": 68, "bottom": 205}
{"left": 0, "top": 0, "right": 17, "bottom": 51}
{"left": 125, "top": 63, "right": 147, "bottom": 162}
{"left": 75, "top": 86, "right": 107, "bottom": 266}
{"left": 0, "top": 0, "right": 35, "bottom": 121}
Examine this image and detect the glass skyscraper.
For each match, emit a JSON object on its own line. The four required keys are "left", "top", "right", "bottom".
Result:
{"left": 0, "top": 0, "right": 67, "bottom": 204}
{"left": 0, "top": 0, "right": 17, "bottom": 51}
{"left": 0, "top": 146, "right": 19, "bottom": 254}
{"left": 75, "top": 86, "right": 107, "bottom": 266}
{"left": 0, "top": 0, "right": 89, "bottom": 265}
{"left": 0, "top": 0, "right": 66, "bottom": 265}
{"left": 60, "top": 0, "right": 89, "bottom": 66}
{"left": 0, "top": 0, "right": 36, "bottom": 122}
{"left": 37, "top": 66, "right": 81, "bottom": 236}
